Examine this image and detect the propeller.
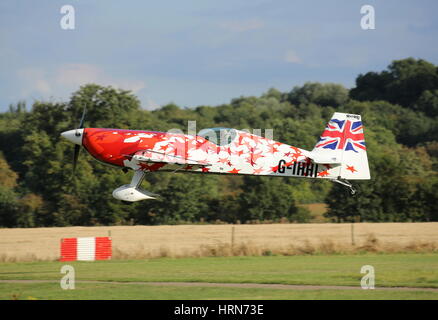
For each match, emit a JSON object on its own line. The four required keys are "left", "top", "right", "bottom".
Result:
{"left": 72, "top": 107, "right": 86, "bottom": 174}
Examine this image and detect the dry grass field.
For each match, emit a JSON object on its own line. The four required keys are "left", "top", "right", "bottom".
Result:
{"left": 1, "top": 222, "right": 437, "bottom": 262}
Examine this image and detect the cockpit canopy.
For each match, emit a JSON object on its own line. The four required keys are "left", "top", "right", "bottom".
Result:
{"left": 198, "top": 127, "right": 237, "bottom": 146}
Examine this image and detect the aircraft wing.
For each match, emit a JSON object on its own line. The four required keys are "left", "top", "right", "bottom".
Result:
{"left": 131, "top": 149, "right": 212, "bottom": 167}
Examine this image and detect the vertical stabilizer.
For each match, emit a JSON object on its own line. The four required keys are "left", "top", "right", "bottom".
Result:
{"left": 311, "top": 112, "right": 370, "bottom": 180}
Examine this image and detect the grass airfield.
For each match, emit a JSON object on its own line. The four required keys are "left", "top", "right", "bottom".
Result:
{"left": 1, "top": 254, "right": 438, "bottom": 300}
{"left": 2, "top": 222, "right": 438, "bottom": 261}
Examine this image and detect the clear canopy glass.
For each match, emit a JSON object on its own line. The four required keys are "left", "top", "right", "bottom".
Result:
{"left": 198, "top": 127, "right": 237, "bottom": 146}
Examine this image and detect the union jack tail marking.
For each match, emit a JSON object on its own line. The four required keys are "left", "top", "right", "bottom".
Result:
{"left": 315, "top": 119, "right": 366, "bottom": 153}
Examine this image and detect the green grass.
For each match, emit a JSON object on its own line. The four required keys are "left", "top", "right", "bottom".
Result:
{"left": 1, "top": 253, "right": 437, "bottom": 299}
{"left": 2, "top": 282, "right": 438, "bottom": 300}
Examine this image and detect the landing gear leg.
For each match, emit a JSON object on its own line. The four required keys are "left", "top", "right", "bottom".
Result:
{"left": 332, "top": 177, "right": 357, "bottom": 196}
{"left": 129, "top": 170, "right": 146, "bottom": 188}
{"left": 112, "top": 170, "right": 158, "bottom": 202}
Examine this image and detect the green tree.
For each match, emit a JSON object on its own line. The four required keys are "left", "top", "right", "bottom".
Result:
{"left": 415, "top": 89, "right": 438, "bottom": 117}
{"left": 238, "top": 176, "right": 306, "bottom": 222}
{"left": 287, "top": 82, "right": 349, "bottom": 107}
{"left": 325, "top": 143, "right": 436, "bottom": 222}
{"left": 0, "top": 60, "right": 437, "bottom": 227}
{"left": 351, "top": 58, "right": 438, "bottom": 110}
{"left": 67, "top": 84, "right": 143, "bottom": 129}
{"left": 0, "top": 154, "right": 20, "bottom": 227}
{"left": 139, "top": 173, "right": 219, "bottom": 224}
{"left": 0, "top": 152, "right": 18, "bottom": 189}
{"left": 0, "top": 186, "right": 20, "bottom": 227}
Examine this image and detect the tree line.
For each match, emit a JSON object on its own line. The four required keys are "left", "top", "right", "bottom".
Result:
{"left": 0, "top": 57, "right": 437, "bottom": 227}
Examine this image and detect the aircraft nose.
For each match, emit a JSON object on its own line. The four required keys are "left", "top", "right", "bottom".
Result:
{"left": 61, "top": 129, "right": 84, "bottom": 145}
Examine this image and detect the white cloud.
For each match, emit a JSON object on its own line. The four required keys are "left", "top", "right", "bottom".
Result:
{"left": 284, "top": 50, "right": 302, "bottom": 64}
{"left": 55, "top": 64, "right": 101, "bottom": 86}
{"left": 17, "top": 67, "right": 52, "bottom": 96}
{"left": 55, "top": 63, "right": 146, "bottom": 93}
{"left": 220, "top": 19, "right": 265, "bottom": 32}
{"left": 16, "top": 64, "right": 146, "bottom": 101}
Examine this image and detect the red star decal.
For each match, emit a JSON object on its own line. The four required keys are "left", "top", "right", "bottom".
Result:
{"left": 160, "top": 144, "right": 169, "bottom": 151}
{"left": 148, "top": 163, "right": 166, "bottom": 172}
{"left": 251, "top": 153, "right": 264, "bottom": 162}
{"left": 139, "top": 163, "right": 166, "bottom": 172}
{"left": 251, "top": 135, "right": 262, "bottom": 144}
{"left": 253, "top": 167, "right": 263, "bottom": 174}
{"left": 244, "top": 157, "right": 256, "bottom": 166}
{"left": 228, "top": 168, "right": 240, "bottom": 174}
{"left": 219, "top": 146, "right": 231, "bottom": 155}
{"left": 244, "top": 141, "right": 255, "bottom": 149}
{"left": 196, "top": 157, "right": 208, "bottom": 164}
{"left": 346, "top": 165, "right": 357, "bottom": 173}
{"left": 267, "top": 143, "right": 278, "bottom": 153}
{"left": 284, "top": 152, "right": 291, "bottom": 157}
{"left": 201, "top": 167, "right": 210, "bottom": 172}
{"left": 195, "top": 140, "right": 215, "bottom": 153}
{"left": 138, "top": 163, "right": 150, "bottom": 170}
{"left": 143, "top": 151, "right": 153, "bottom": 158}
{"left": 292, "top": 152, "right": 302, "bottom": 159}
{"left": 271, "top": 165, "right": 279, "bottom": 172}
{"left": 95, "top": 134, "right": 106, "bottom": 141}
{"left": 285, "top": 161, "right": 295, "bottom": 167}
{"left": 184, "top": 165, "right": 193, "bottom": 170}
{"left": 318, "top": 170, "right": 329, "bottom": 177}
{"left": 237, "top": 150, "right": 245, "bottom": 156}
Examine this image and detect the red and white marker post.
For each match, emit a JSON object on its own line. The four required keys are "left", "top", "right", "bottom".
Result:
{"left": 60, "top": 237, "right": 112, "bottom": 261}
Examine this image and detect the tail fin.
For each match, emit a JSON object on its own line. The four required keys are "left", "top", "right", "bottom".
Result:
{"left": 310, "top": 112, "right": 370, "bottom": 180}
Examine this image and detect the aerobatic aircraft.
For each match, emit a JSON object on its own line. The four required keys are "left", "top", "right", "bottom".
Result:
{"left": 61, "top": 111, "right": 370, "bottom": 202}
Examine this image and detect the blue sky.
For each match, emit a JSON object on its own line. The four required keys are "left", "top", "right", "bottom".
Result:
{"left": 1, "top": 0, "right": 437, "bottom": 111}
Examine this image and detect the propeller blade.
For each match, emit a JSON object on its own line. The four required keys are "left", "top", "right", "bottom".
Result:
{"left": 73, "top": 144, "right": 81, "bottom": 174}
{"left": 72, "top": 106, "right": 86, "bottom": 175}
{"left": 78, "top": 107, "right": 87, "bottom": 129}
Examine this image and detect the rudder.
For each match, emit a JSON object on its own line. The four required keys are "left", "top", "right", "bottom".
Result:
{"left": 311, "top": 112, "right": 370, "bottom": 180}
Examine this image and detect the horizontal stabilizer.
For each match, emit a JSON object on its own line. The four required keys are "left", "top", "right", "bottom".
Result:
{"left": 307, "top": 153, "right": 341, "bottom": 166}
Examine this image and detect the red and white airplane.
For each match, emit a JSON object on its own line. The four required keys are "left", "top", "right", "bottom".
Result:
{"left": 61, "top": 111, "right": 370, "bottom": 202}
